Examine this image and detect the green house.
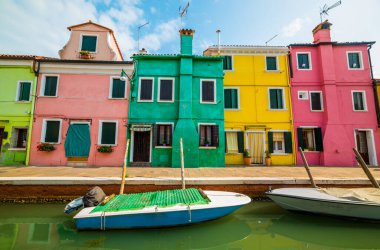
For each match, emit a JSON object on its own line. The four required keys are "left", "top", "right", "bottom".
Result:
{"left": 0, "top": 55, "right": 38, "bottom": 165}
{"left": 128, "top": 29, "right": 225, "bottom": 167}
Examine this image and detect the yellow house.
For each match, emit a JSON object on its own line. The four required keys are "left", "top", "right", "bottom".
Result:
{"left": 204, "top": 46, "right": 295, "bottom": 165}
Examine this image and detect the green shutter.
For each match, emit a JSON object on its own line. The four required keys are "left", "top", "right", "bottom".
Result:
{"left": 224, "top": 89, "right": 232, "bottom": 108}
{"left": 44, "top": 76, "right": 57, "bottom": 96}
{"left": 314, "top": 127, "right": 324, "bottom": 152}
{"left": 231, "top": 89, "right": 238, "bottom": 108}
{"left": 268, "top": 132, "right": 273, "bottom": 153}
{"left": 223, "top": 56, "right": 232, "bottom": 70}
{"left": 237, "top": 132, "right": 244, "bottom": 153}
{"left": 212, "top": 125, "right": 219, "bottom": 147}
{"left": 284, "top": 132, "right": 292, "bottom": 153}
{"left": 277, "top": 89, "right": 283, "bottom": 109}
{"left": 81, "top": 36, "right": 97, "bottom": 52}
{"left": 101, "top": 122, "right": 116, "bottom": 145}
{"left": 269, "top": 89, "right": 277, "bottom": 109}
{"left": 19, "top": 82, "right": 31, "bottom": 101}
{"left": 348, "top": 53, "right": 354, "bottom": 68}
{"left": 45, "top": 121, "right": 60, "bottom": 143}
{"left": 112, "top": 79, "right": 125, "bottom": 98}
{"left": 297, "top": 128, "right": 304, "bottom": 150}
{"left": 266, "top": 57, "right": 277, "bottom": 70}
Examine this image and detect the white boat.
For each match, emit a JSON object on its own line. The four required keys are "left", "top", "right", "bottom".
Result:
{"left": 74, "top": 190, "right": 251, "bottom": 230}
{"left": 266, "top": 187, "right": 380, "bottom": 220}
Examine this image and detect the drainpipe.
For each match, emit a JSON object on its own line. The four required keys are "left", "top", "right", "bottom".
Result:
{"left": 368, "top": 44, "right": 380, "bottom": 127}
{"left": 286, "top": 51, "right": 297, "bottom": 165}
{"left": 25, "top": 59, "right": 40, "bottom": 166}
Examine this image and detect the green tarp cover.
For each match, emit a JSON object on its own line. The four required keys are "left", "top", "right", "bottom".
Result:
{"left": 91, "top": 188, "right": 210, "bottom": 213}
{"left": 64, "top": 124, "right": 90, "bottom": 157}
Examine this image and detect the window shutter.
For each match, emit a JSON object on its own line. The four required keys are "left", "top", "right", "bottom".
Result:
{"left": 212, "top": 125, "right": 219, "bottom": 147}
{"left": 224, "top": 89, "right": 231, "bottom": 108}
{"left": 269, "top": 89, "right": 277, "bottom": 109}
{"left": 237, "top": 132, "right": 244, "bottom": 153}
{"left": 224, "top": 132, "right": 227, "bottom": 153}
{"left": 266, "top": 57, "right": 277, "bottom": 70}
{"left": 231, "top": 89, "right": 238, "bottom": 108}
{"left": 284, "top": 132, "right": 292, "bottom": 153}
{"left": 268, "top": 132, "right": 273, "bottom": 153}
{"left": 112, "top": 79, "right": 125, "bottom": 98}
{"left": 44, "top": 77, "right": 57, "bottom": 96}
{"left": 277, "top": 89, "right": 283, "bottom": 109}
{"left": 153, "top": 124, "right": 158, "bottom": 146}
{"left": 20, "top": 82, "right": 31, "bottom": 101}
{"left": 101, "top": 122, "right": 116, "bottom": 145}
{"left": 314, "top": 127, "right": 324, "bottom": 152}
{"left": 45, "top": 121, "right": 60, "bottom": 143}
{"left": 81, "top": 36, "right": 97, "bottom": 52}
{"left": 297, "top": 128, "right": 304, "bottom": 150}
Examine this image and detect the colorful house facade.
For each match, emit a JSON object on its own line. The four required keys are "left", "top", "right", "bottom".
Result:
{"left": 204, "top": 46, "right": 295, "bottom": 165}
{"left": 128, "top": 29, "right": 225, "bottom": 167}
{"left": 28, "top": 21, "right": 133, "bottom": 166}
{"left": 290, "top": 21, "right": 380, "bottom": 166}
{"left": 0, "top": 55, "right": 41, "bottom": 165}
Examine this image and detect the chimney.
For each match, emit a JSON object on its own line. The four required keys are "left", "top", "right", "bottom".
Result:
{"left": 312, "top": 20, "right": 332, "bottom": 44}
{"left": 139, "top": 48, "right": 148, "bottom": 54}
{"left": 179, "top": 29, "right": 195, "bottom": 55}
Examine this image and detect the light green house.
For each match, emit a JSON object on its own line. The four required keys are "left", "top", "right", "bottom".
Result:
{"left": 0, "top": 55, "right": 38, "bottom": 165}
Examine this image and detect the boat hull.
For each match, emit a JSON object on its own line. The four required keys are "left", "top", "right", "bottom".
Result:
{"left": 266, "top": 188, "right": 380, "bottom": 220}
{"left": 74, "top": 190, "right": 251, "bottom": 230}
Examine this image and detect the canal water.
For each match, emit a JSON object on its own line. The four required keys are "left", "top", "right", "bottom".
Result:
{"left": 1, "top": 201, "right": 380, "bottom": 250}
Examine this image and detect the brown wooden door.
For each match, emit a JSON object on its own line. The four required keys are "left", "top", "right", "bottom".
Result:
{"left": 356, "top": 131, "right": 369, "bottom": 164}
{"left": 0, "top": 128, "right": 4, "bottom": 152}
{"left": 133, "top": 131, "right": 150, "bottom": 162}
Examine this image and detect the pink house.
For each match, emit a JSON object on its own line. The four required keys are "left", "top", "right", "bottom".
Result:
{"left": 29, "top": 21, "right": 133, "bottom": 166}
{"left": 290, "top": 21, "right": 379, "bottom": 166}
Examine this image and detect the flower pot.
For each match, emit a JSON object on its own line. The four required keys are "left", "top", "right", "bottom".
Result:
{"left": 243, "top": 157, "right": 251, "bottom": 165}
{"left": 265, "top": 157, "right": 271, "bottom": 166}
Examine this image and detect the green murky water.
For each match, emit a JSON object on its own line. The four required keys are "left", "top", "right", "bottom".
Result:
{"left": 1, "top": 202, "right": 380, "bottom": 250}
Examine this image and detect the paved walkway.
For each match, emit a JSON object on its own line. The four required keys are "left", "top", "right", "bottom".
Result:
{"left": 0, "top": 165, "right": 379, "bottom": 179}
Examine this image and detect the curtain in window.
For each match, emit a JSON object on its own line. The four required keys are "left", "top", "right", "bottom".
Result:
{"left": 248, "top": 133, "right": 264, "bottom": 164}
{"left": 65, "top": 124, "right": 91, "bottom": 157}
{"left": 226, "top": 132, "right": 238, "bottom": 153}
{"left": 354, "top": 92, "right": 364, "bottom": 110}
{"left": 273, "top": 132, "right": 284, "bottom": 141}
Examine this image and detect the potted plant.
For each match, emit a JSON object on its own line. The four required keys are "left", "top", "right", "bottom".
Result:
{"left": 204, "top": 140, "right": 210, "bottom": 147}
{"left": 162, "top": 139, "right": 167, "bottom": 146}
{"left": 265, "top": 150, "right": 271, "bottom": 166}
{"left": 97, "top": 145, "right": 113, "bottom": 153}
{"left": 79, "top": 50, "right": 91, "bottom": 59}
{"left": 243, "top": 149, "right": 251, "bottom": 165}
{"left": 37, "top": 143, "right": 56, "bottom": 152}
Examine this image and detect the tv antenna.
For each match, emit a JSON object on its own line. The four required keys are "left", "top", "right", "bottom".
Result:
{"left": 137, "top": 22, "right": 149, "bottom": 52}
{"left": 265, "top": 34, "right": 278, "bottom": 46}
{"left": 179, "top": 2, "right": 190, "bottom": 27}
{"left": 320, "top": 0, "right": 342, "bottom": 22}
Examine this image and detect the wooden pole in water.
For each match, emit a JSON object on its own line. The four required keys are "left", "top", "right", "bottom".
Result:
{"left": 299, "top": 147, "right": 318, "bottom": 188}
{"left": 353, "top": 148, "right": 380, "bottom": 188}
{"left": 120, "top": 139, "right": 130, "bottom": 194}
{"left": 180, "top": 138, "right": 185, "bottom": 189}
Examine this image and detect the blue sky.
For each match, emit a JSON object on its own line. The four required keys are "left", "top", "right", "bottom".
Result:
{"left": 1, "top": 0, "right": 380, "bottom": 76}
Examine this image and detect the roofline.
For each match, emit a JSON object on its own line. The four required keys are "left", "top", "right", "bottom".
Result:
{"left": 131, "top": 54, "right": 223, "bottom": 60}
{"left": 0, "top": 55, "right": 51, "bottom": 60}
{"left": 289, "top": 41, "right": 376, "bottom": 47}
{"left": 36, "top": 59, "right": 133, "bottom": 64}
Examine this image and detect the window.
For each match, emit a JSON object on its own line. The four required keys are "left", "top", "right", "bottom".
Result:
{"left": 158, "top": 78, "right": 174, "bottom": 102}
{"left": 297, "top": 127, "right": 323, "bottom": 152}
{"left": 297, "top": 53, "right": 311, "bottom": 70}
{"left": 11, "top": 128, "right": 27, "bottom": 148}
{"left": 81, "top": 35, "right": 97, "bottom": 52}
{"left": 223, "top": 56, "right": 232, "bottom": 70}
{"left": 138, "top": 78, "right": 154, "bottom": 102}
{"left": 199, "top": 124, "right": 219, "bottom": 147}
{"left": 156, "top": 124, "right": 172, "bottom": 146}
{"left": 17, "top": 81, "right": 31, "bottom": 101}
{"left": 41, "top": 76, "right": 58, "bottom": 97}
{"left": 347, "top": 52, "right": 362, "bottom": 69}
{"left": 99, "top": 121, "right": 117, "bottom": 145}
{"left": 224, "top": 88, "right": 239, "bottom": 109}
{"left": 225, "top": 131, "right": 244, "bottom": 154}
{"left": 266, "top": 56, "right": 278, "bottom": 71}
{"left": 268, "top": 131, "right": 292, "bottom": 154}
{"left": 298, "top": 91, "right": 308, "bottom": 100}
{"left": 201, "top": 80, "right": 216, "bottom": 104}
{"left": 352, "top": 91, "right": 367, "bottom": 111}
{"left": 269, "top": 88, "right": 285, "bottom": 110}
{"left": 310, "top": 91, "right": 323, "bottom": 111}
{"left": 42, "top": 120, "right": 62, "bottom": 143}
{"left": 110, "top": 77, "right": 126, "bottom": 98}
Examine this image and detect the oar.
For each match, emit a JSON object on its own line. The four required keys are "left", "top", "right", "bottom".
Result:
{"left": 180, "top": 138, "right": 185, "bottom": 189}
{"left": 120, "top": 139, "right": 130, "bottom": 194}
{"left": 299, "top": 147, "right": 318, "bottom": 188}
{"left": 353, "top": 148, "right": 380, "bottom": 188}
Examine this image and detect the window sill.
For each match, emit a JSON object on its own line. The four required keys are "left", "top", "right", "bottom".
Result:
{"left": 109, "top": 97, "right": 127, "bottom": 100}
{"left": 268, "top": 109, "right": 287, "bottom": 111}
{"left": 226, "top": 152, "right": 242, "bottom": 155}
{"left": 265, "top": 70, "right": 281, "bottom": 73}
{"left": 156, "top": 146, "right": 172, "bottom": 149}
{"left": 40, "top": 95, "right": 58, "bottom": 98}
{"left": 297, "top": 68, "right": 312, "bottom": 71}
{"left": 40, "top": 142, "right": 60, "bottom": 145}
{"left": 157, "top": 100, "right": 174, "bottom": 103}
{"left": 353, "top": 110, "right": 368, "bottom": 112}
{"left": 200, "top": 101, "right": 217, "bottom": 104}
{"left": 98, "top": 144, "right": 117, "bottom": 147}
{"left": 271, "top": 153, "right": 289, "bottom": 155}
{"left": 137, "top": 100, "right": 154, "bottom": 102}
{"left": 8, "top": 148, "right": 26, "bottom": 151}
{"left": 199, "top": 146, "right": 217, "bottom": 149}
{"left": 302, "top": 150, "right": 321, "bottom": 153}
{"left": 225, "top": 108, "right": 240, "bottom": 111}
{"left": 15, "top": 101, "right": 31, "bottom": 103}
{"left": 348, "top": 68, "right": 364, "bottom": 70}
{"left": 310, "top": 110, "right": 324, "bottom": 112}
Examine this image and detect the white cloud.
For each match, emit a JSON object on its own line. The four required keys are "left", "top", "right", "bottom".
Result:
{"left": 150, "top": 7, "right": 156, "bottom": 14}
{"left": 282, "top": 18, "right": 304, "bottom": 37}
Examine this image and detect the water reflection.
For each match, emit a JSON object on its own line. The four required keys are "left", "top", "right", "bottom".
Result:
{"left": 1, "top": 202, "right": 380, "bottom": 250}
